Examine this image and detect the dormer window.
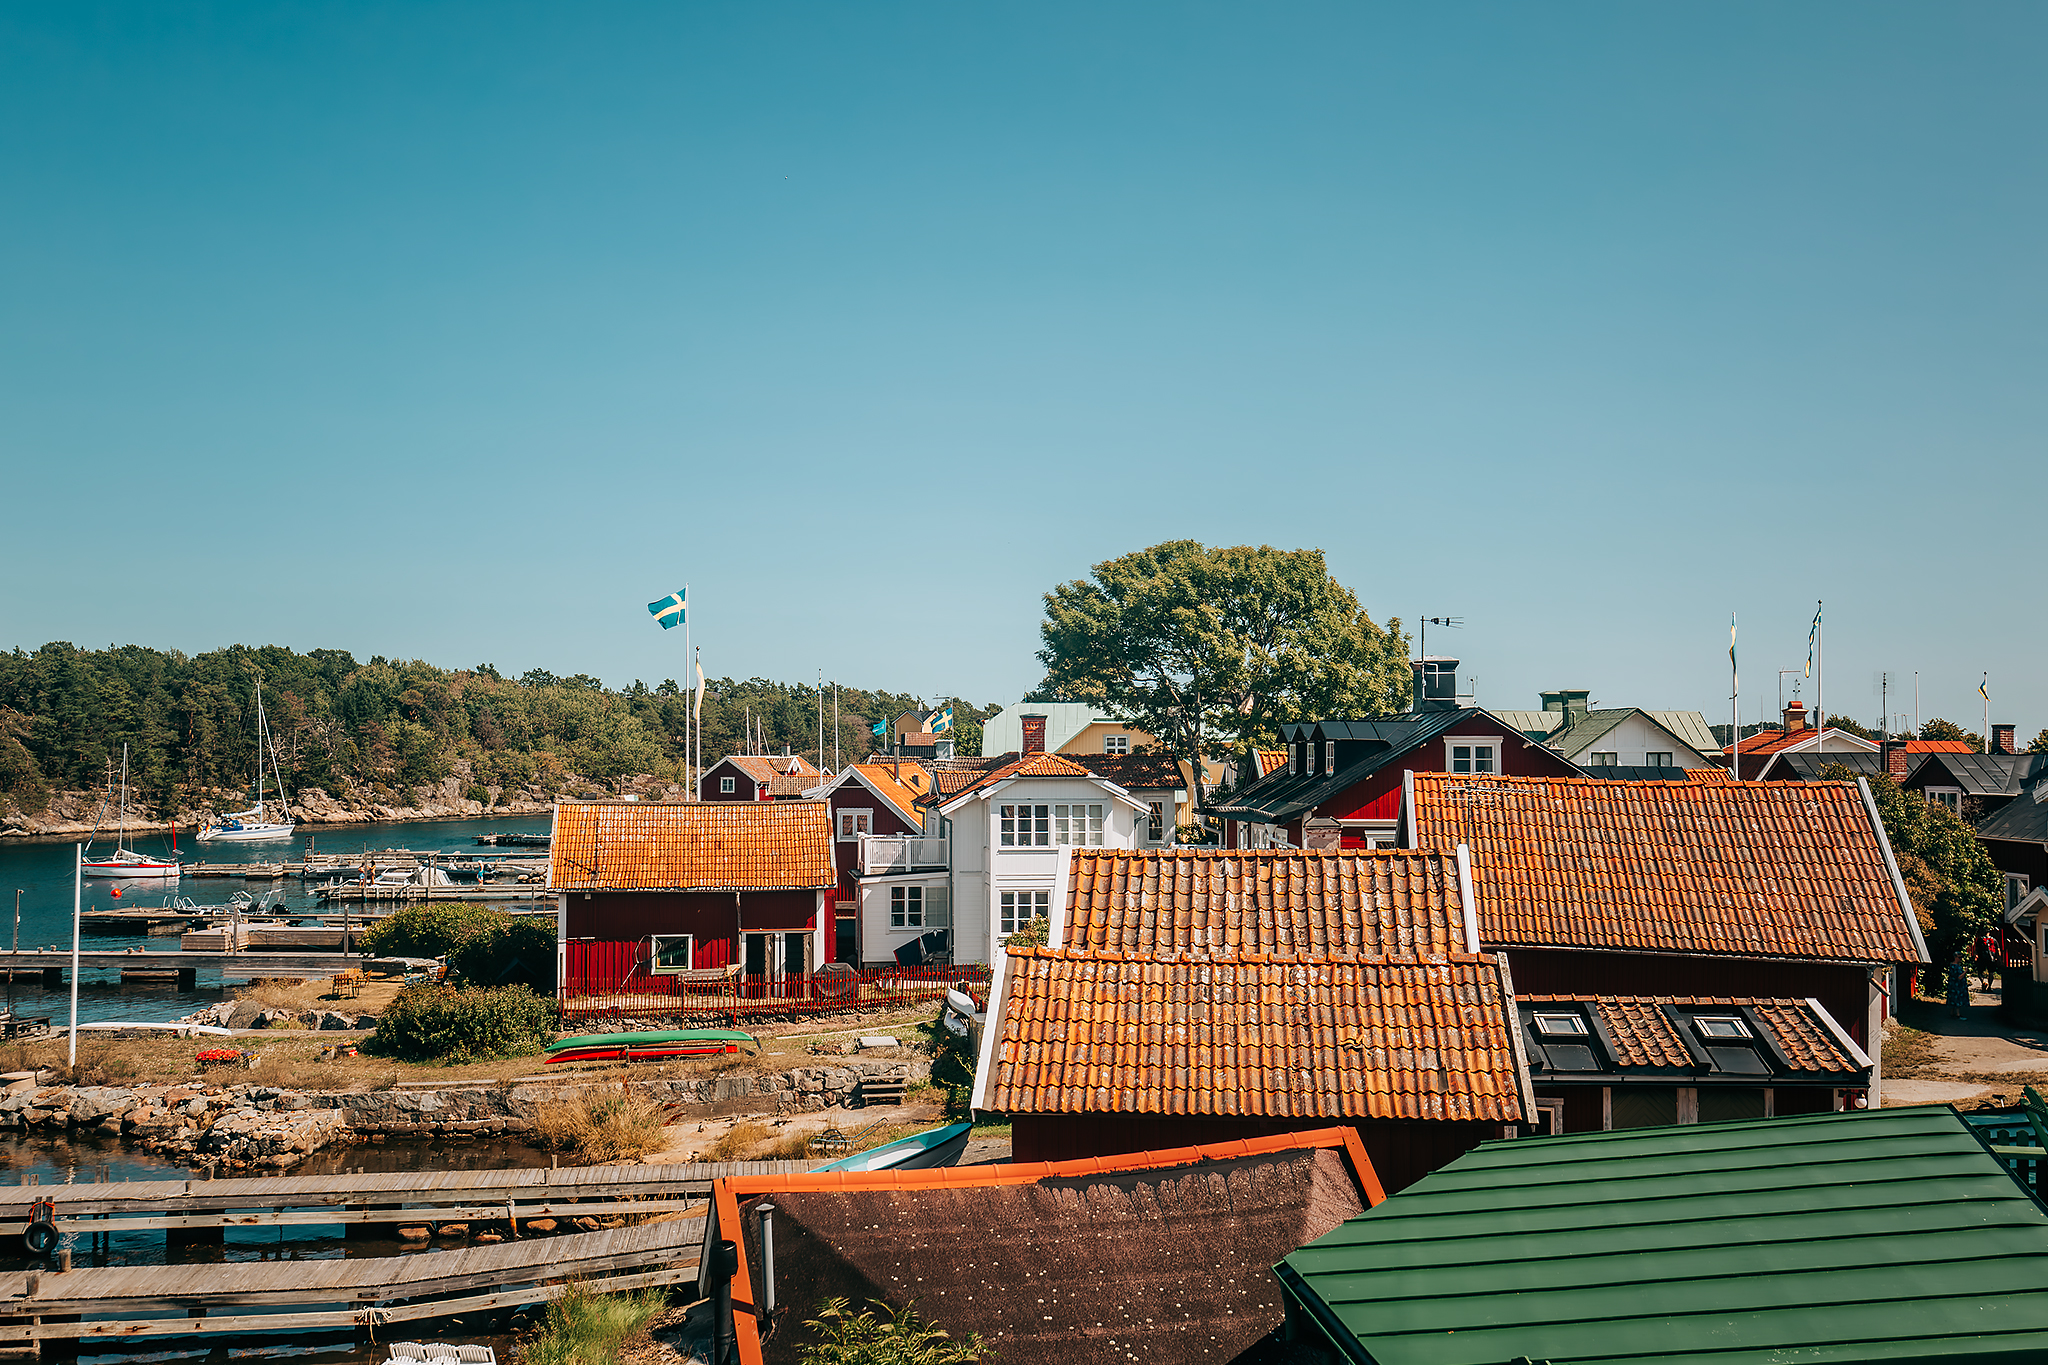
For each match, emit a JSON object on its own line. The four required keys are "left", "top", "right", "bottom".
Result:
{"left": 1533, "top": 1012, "right": 1589, "bottom": 1037}
{"left": 1324, "top": 741, "right": 1337, "bottom": 774}
{"left": 1103, "top": 734, "right": 1129, "bottom": 755}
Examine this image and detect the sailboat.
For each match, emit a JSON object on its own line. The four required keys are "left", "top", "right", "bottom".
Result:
{"left": 82, "top": 745, "right": 182, "bottom": 879}
{"left": 196, "top": 681, "right": 296, "bottom": 843}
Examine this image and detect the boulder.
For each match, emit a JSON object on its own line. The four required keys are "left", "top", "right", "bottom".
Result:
{"left": 316, "top": 1011, "right": 356, "bottom": 1032}
{"left": 225, "top": 1000, "right": 267, "bottom": 1030}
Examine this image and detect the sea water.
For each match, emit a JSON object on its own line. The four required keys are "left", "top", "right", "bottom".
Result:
{"left": 0, "top": 816, "right": 550, "bottom": 1027}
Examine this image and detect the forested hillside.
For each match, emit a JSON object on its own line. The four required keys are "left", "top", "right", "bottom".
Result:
{"left": 0, "top": 642, "right": 995, "bottom": 816}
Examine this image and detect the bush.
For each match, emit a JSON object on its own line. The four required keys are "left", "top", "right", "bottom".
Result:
{"left": 796, "top": 1297, "right": 987, "bottom": 1364}
{"left": 520, "top": 1284, "right": 669, "bottom": 1365}
{"left": 450, "top": 915, "right": 558, "bottom": 992}
{"left": 533, "top": 1090, "right": 670, "bottom": 1162}
{"left": 365, "top": 983, "right": 556, "bottom": 1063}
{"left": 463, "top": 782, "right": 491, "bottom": 805}
{"left": 359, "top": 902, "right": 507, "bottom": 960}
{"left": 918, "top": 1004, "right": 980, "bottom": 1120}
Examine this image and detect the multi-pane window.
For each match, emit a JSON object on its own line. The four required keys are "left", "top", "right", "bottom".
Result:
{"left": 838, "top": 809, "right": 872, "bottom": 841}
{"left": 1449, "top": 743, "right": 1497, "bottom": 774}
{"left": 1103, "top": 734, "right": 1129, "bottom": 754}
{"left": 1000, "top": 804, "right": 1050, "bottom": 846}
{"left": 1052, "top": 803, "right": 1104, "bottom": 846}
{"left": 719, "top": 777, "right": 735, "bottom": 793}
{"left": 1000, "top": 889, "right": 1050, "bottom": 937}
{"left": 1646, "top": 752, "right": 1674, "bottom": 768}
{"left": 1325, "top": 741, "right": 1337, "bottom": 773}
{"left": 1928, "top": 788, "right": 1962, "bottom": 814}
{"left": 891, "top": 885, "right": 923, "bottom": 928}
{"left": 1147, "top": 800, "right": 1165, "bottom": 841}
{"left": 1589, "top": 752, "right": 1618, "bottom": 767}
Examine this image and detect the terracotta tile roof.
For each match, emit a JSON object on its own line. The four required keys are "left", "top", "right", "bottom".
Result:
{"left": 549, "top": 800, "right": 836, "bottom": 891}
{"left": 985, "top": 949, "right": 1529, "bottom": 1123}
{"left": 1725, "top": 727, "right": 1876, "bottom": 757}
{"left": 844, "top": 762, "right": 931, "bottom": 823}
{"left": 1907, "top": 739, "right": 1976, "bottom": 753}
{"left": 1061, "top": 849, "right": 1467, "bottom": 961}
{"left": 1519, "top": 995, "right": 1866, "bottom": 1073}
{"left": 1684, "top": 767, "right": 1733, "bottom": 783}
{"left": 1256, "top": 749, "right": 1288, "bottom": 777}
{"left": 938, "top": 750, "right": 1105, "bottom": 807}
{"left": 1409, "top": 772, "right": 1922, "bottom": 964}
{"left": 1062, "top": 750, "right": 1186, "bottom": 791}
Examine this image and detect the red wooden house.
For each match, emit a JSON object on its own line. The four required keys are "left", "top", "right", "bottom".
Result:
{"left": 549, "top": 800, "right": 837, "bottom": 999}
{"left": 801, "top": 760, "right": 936, "bottom": 964}
{"left": 698, "top": 754, "right": 822, "bottom": 802}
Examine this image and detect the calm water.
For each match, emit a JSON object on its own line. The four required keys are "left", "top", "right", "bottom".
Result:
{"left": 1, "top": 1130, "right": 552, "bottom": 1362}
{"left": 0, "top": 816, "right": 550, "bottom": 1026}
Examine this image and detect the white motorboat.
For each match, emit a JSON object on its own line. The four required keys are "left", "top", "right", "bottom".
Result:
{"left": 82, "top": 746, "right": 181, "bottom": 879}
{"left": 196, "top": 682, "right": 295, "bottom": 843}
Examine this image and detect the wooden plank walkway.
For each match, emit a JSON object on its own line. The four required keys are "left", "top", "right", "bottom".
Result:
{"left": 0, "top": 1217, "right": 710, "bottom": 1341}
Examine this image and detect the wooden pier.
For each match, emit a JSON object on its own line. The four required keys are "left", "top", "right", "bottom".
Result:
{"left": 0, "top": 949, "right": 362, "bottom": 988}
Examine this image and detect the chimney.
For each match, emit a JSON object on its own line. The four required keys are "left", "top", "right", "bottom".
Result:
{"left": 1882, "top": 738, "right": 1909, "bottom": 781}
{"left": 1413, "top": 658, "right": 1459, "bottom": 712}
{"left": 1539, "top": 689, "right": 1592, "bottom": 729}
{"left": 1783, "top": 698, "right": 1809, "bottom": 734}
{"left": 1993, "top": 724, "right": 2017, "bottom": 756}
{"left": 1021, "top": 714, "right": 1047, "bottom": 755}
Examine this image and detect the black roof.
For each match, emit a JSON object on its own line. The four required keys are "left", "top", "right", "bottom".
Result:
{"left": 1761, "top": 751, "right": 1898, "bottom": 782}
{"left": 1573, "top": 765, "right": 1695, "bottom": 781}
{"left": 1910, "top": 751, "right": 2048, "bottom": 798}
{"left": 1978, "top": 777, "right": 2048, "bottom": 844}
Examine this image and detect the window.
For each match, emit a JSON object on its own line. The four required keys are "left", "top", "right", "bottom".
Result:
{"left": 1447, "top": 739, "right": 1499, "bottom": 774}
{"left": 1589, "top": 752, "right": 1618, "bottom": 767}
{"left": 1533, "top": 1012, "right": 1588, "bottom": 1037}
{"left": 1146, "top": 800, "right": 1165, "bottom": 842}
{"left": 1693, "top": 1016, "right": 1753, "bottom": 1041}
{"left": 718, "top": 776, "right": 735, "bottom": 794}
{"left": 1000, "top": 804, "right": 1050, "bottom": 847}
{"left": 1103, "top": 734, "right": 1129, "bottom": 755}
{"left": 648, "top": 935, "right": 694, "bottom": 974}
{"left": 1646, "top": 752, "right": 1674, "bottom": 768}
{"left": 923, "top": 885, "right": 949, "bottom": 927}
{"left": 1324, "top": 741, "right": 1337, "bottom": 773}
{"left": 1927, "top": 786, "right": 1962, "bottom": 813}
{"left": 1000, "top": 889, "right": 1050, "bottom": 937}
{"left": 2009, "top": 874, "right": 2032, "bottom": 914}
{"left": 1052, "top": 803, "right": 1104, "bottom": 846}
{"left": 837, "top": 809, "right": 872, "bottom": 841}
{"left": 891, "top": 885, "right": 923, "bottom": 929}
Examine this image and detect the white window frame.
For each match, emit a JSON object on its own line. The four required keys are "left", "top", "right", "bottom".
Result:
{"left": 1000, "top": 803, "right": 1050, "bottom": 847}
{"left": 1646, "top": 752, "right": 1674, "bottom": 768}
{"left": 838, "top": 808, "right": 872, "bottom": 842}
{"left": 648, "top": 934, "right": 694, "bottom": 974}
{"left": 891, "top": 884, "right": 923, "bottom": 929}
{"left": 2009, "top": 874, "right": 2032, "bottom": 914}
{"left": 1052, "top": 802, "right": 1104, "bottom": 846}
{"left": 1927, "top": 786, "right": 1962, "bottom": 814}
{"left": 924, "top": 884, "right": 949, "bottom": 928}
{"left": 1146, "top": 800, "right": 1165, "bottom": 842}
{"left": 1533, "top": 1012, "right": 1588, "bottom": 1037}
{"left": 1446, "top": 736, "right": 1501, "bottom": 775}
{"left": 1589, "top": 752, "right": 1619, "bottom": 767}
{"left": 1103, "top": 734, "right": 1130, "bottom": 755}
{"left": 719, "top": 776, "right": 735, "bottom": 794}
{"left": 1000, "top": 889, "right": 1051, "bottom": 937}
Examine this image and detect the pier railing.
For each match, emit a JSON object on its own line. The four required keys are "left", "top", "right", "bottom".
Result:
{"left": 560, "top": 963, "right": 989, "bottom": 1026}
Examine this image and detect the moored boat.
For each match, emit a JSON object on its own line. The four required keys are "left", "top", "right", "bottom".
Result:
{"left": 811, "top": 1121, "right": 973, "bottom": 1173}
{"left": 195, "top": 682, "right": 295, "bottom": 843}
{"left": 82, "top": 745, "right": 181, "bottom": 879}
{"left": 545, "top": 1027, "right": 755, "bottom": 1054}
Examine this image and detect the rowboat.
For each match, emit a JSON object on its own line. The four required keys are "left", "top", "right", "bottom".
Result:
{"left": 811, "top": 1121, "right": 972, "bottom": 1173}
{"left": 545, "top": 1028, "right": 756, "bottom": 1054}
{"left": 544, "top": 1042, "right": 744, "bottom": 1065}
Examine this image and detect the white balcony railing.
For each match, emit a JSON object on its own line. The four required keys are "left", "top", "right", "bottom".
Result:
{"left": 858, "top": 834, "right": 950, "bottom": 875}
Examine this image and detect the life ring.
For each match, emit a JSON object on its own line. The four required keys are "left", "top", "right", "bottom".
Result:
{"left": 23, "top": 1199, "right": 58, "bottom": 1256}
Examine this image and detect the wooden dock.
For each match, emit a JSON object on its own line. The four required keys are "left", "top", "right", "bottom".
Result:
{"left": 0, "top": 949, "right": 361, "bottom": 987}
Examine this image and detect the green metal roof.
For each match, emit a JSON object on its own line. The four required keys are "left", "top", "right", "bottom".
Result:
{"left": 1277, "top": 1107, "right": 2048, "bottom": 1364}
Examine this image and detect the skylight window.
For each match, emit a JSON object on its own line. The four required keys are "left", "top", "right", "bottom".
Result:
{"left": 1533, "top": 1013, "right": 1588, "bottom": 1037}
{"left": 1694, "top": 1016, "right": 1752, "bottom": 1040}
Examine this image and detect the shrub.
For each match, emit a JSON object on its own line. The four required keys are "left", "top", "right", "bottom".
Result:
{"left": 359, "top": 902, "right": 507, "bottom": 960}
{"left": 365, "top": 983, "right": 556, "bottom": 1063}
{"left": 520, "top": 1284, "right": 669, "bottom": 1365}
{"left": 796, "top": 1297, "right": 987, "bottom": 1364}
{"left": 918, "top": 1005, "right": 980, "bottom": 1120}
{"left": 533, "top": 1090, "right": 670, "bottom": 1162}
{"left": 463, "top": 782, "right": 491, "bottom": 805}
{"left": 450, "top": 915, "right": 558, "bottom": 991}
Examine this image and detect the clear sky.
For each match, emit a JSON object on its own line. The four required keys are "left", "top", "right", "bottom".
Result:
{"left": 4, "top": 3, "right": 2041, "bottom": 736}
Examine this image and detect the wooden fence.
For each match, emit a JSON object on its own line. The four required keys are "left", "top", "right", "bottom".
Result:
{"left": 560, "top": 964, "right": 990, "bottom": 1026}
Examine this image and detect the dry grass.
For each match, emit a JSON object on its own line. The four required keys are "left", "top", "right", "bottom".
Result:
{"left": 533, "top": 1090, "right": 671, "bottom": 1162}
{"left": 1883, "top": 1022, "right": 1943, "bottom": 1078}
{"left": 701, "top": 1120, "right": 775, "bottom": 1162}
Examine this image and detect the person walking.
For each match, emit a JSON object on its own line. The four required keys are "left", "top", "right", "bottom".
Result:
{"left": 1947, "top": 957, "right": 1970, "bottom": 1019}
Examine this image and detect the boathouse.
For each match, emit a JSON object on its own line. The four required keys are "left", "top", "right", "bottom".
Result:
{"left": 548, "top": 800, "right": 836, "bottom": 998}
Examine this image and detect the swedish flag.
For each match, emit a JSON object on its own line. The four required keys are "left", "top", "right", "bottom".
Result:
{"left": 647, "top": 589, "right": 686, "bottom": 630}
{"left": 928, "top": 705, "right": 954, "bottom": 733}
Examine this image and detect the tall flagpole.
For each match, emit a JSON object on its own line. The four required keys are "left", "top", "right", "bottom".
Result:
{"left": 69, "top": 844, "right": 81, "bottom": 1067}
{"left": 1815, "top": 599, "right": 1824, "bottom": 733}
{"left": 1730, "top": 613, "right": 1740, "bottom": 781}
{"left": 684, "top": 585, "right": 692, "bottom": 800}
{"left": 1983, "top": 673, "right": 1990, "bottom": 753}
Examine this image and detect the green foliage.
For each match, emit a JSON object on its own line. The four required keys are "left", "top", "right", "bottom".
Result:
{"left": 1825, "top": 768, "right": 2003, "bottom": 961}
{"left": 1919, "top": 718, "right": 1984, "bottom": 753}
{"left": 365, "top": 983, "right": 556, "bottom": 1063}
{"left": 1003, "top": 916, "right": 1049, "bottom": 948}
{"left": 358, "top": 902, "right": 509, "bottom": 960}
{"left": 796, "top": 1297, "right": 988, "bottom": 1365}
{"left": 2030, "top": 729, "right": 2048, "bottom": 755}
{"left": 520, "top": 1284, "right": 670, "bottom": 1365}
{"left": 919, "top": 1003, "right": 982, "bottom": 1120}
{"left": 1823, "top": 714, "right": 1875, "bottom": 740}
{"left": 1036, "top": 542, "right": 1409, "bottom": 798}
{"left": 450, "top": 915, "right": 558, "bottom": 991}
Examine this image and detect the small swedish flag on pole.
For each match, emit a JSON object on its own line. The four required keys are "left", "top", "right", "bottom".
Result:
{"left": 647, "top": 589, "right": 686, "bottom": 630}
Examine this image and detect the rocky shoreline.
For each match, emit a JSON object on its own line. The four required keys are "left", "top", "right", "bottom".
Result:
{"left": 0, "top": 1056, "right": 930, "bottom": 1172}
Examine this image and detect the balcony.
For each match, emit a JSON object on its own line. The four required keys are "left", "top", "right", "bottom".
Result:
{"left": 858, "top": 834, "right": 950, "bottom": 875}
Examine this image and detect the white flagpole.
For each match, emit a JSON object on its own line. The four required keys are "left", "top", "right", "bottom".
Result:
{"left": 1731, "top": 613, "right": 1740, "bottom": 780}
{"left": 1983, "top": 673, "right": 1990, "bottom": 753}
{"left": 69, "top": 844, "right": 81, "bottom": 1067}
{"left": 684, "top": 586, "right": 692, "bottom": 799}
{"left": 1815, "top": 599, "right": 1824, "bottom": 733}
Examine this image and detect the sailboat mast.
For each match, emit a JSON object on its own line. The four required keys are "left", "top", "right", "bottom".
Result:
{"left": 118, "top": 743, "right": 129, "bottom": 852}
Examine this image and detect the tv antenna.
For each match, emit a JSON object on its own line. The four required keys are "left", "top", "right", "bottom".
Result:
{"left": 1418, "top": 615, "right": 1462, "bottom": 660}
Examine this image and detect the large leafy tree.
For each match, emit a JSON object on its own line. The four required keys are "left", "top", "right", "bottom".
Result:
{"left": 1825, "top": 767, "right": 2003, "bottom": 963}
{"left": 1036, "top": 542, "right": 1409, "bottom": 802}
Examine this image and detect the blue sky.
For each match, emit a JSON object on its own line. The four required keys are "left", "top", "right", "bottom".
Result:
{"left": 4, "top": 3, "right": 2041, "bottom": 736}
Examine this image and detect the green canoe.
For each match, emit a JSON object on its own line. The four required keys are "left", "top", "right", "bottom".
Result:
{"left": 546, "top": 1028, "right": 756, "bottom": 1053}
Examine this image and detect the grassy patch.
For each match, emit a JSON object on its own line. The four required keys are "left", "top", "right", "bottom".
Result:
{"left": 533, "top": 1091, "right": 670, "bottom": 1162}
{"left": 1883, "top": 1022, "right": 1943, "bottom": 1078}
{"left": 520, "top": 1284, "right": 669, "bottom": 1365}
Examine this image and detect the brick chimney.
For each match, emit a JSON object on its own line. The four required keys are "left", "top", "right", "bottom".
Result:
{"left": 1992, "top": 723, "right": 2017, "bottom": 756}
{"left": 1882, "top": 738, "right": 1909, "bottom": 781}
{"left": 1021, "top": 714, "right": 1047, "bottom": 755}
{"left": 1783, "top": 698, "right": 1810, "bottom": 734}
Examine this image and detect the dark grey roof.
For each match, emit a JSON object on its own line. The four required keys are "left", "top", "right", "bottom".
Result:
{"left": 1761, "top": 751, "right": 1895, "bottom": 781}
{"left": 1978, "top": 781, "right": 2048, "bottom": 844}
{"left": 1572, "top": 765, "right": 1694, "bottom": 781}
{"left": 1912, "top": 751, "right": 2048, "bottom": 798}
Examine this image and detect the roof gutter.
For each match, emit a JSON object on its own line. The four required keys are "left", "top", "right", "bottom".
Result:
{"left": 1858, "top": 776, "right": 1931, "bottom": 964}
{"left": 1269, "top": 1263, "right": 1377, "bottom": 1365}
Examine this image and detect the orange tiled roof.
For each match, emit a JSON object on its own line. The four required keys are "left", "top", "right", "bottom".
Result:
{"left": 1409, "top": 772, "right": 1921, "bottom": 963}
{"left": 1256, "top": 748, "right": 1288, "bottom": 777}
{"left": 939, "top": 751, "right": 1102, "bottom": 806}
{"left": 985, "top": 949, "right": 1529, "bottom": 1123}
{"left": 1907, "top": 739, "right": 1975, "bottom": 754}
{"left": 1685, "top": 767, "right": 1733, "bottom": 783}
{"left": 1061, "top": 849, "right": 1467, "bottom": 961}
{"left": 716, "top": 754, "right": 824, "bottom": 797}
{"left": 846, "top": 762, "right": 932, "bottom": 824}
{"left": 1724, "top": 726, "right": 1875, "bottom": 757}
{"left": 1521, "top": 995, "right": 1865, "bottom": 1073}
{"left": 549, "top": 800, "right": 835, "bottom": 891}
